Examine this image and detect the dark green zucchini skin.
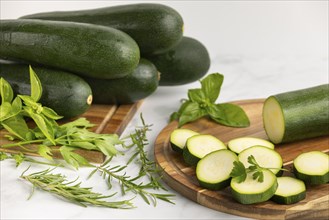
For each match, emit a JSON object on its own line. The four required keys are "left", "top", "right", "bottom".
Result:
{"left": 146, "top": 37, "right": 210, "bottom": 86}
{"left": 0, "top": 63, "right": 93, "bottom": 119}
{"left": 0, "top": 19, "right": 140, "bottom": 79}
{"left": 20, "top": 3, "right": 184, "bottom": 55}
{"left": 83, "top": 59, "right": 159, "bottom": 105}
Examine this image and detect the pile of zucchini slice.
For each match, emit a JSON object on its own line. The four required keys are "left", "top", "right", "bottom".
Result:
{"left": 169, "top": 128, "right": 329, "bottom": 205}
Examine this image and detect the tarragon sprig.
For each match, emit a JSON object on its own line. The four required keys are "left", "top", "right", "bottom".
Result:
{"left": 0, "top": 66, "right": 122, "bottom": 169}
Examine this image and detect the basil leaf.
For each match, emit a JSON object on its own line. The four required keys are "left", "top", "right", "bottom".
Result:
{"left": 29, "top": 66, "right": 43, "bottom": 102}
{"left": 210, "top": 103, "right": 250, "bottom": 127}
{"left": 0, "top": 78, "right": 14, "bottom": 103}
{"left": 206, "top": 103, "right": 226, "bottom": 119}
{"left": 178, "top": 102, "right": 207, "bottom": 127}
{"left": 201, "top": 73, "right": 223, "bottom": 103}
{"left": 188, "top": 88, "right": 206, "bottom": 103}
{"left": 170, "top": 100, "right": 191, "bottom": 122}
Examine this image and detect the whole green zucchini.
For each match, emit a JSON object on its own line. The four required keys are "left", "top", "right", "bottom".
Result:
{"left": 20, "top": 3, "right": 184, "bottom": 55}
{"left": 146, "top": 36, "right": 210, "bottom": 86}
{"left": 0, "top": 63, "right": 92, "bottom": 119}
{"left": 0, "top": 19, "right": 140, "bottom": 79}
{"left": 263, "top": 84, "right": 329, "bottom": 144}
{"left": 83, "top": 58, "right": 159, "bottom": 104}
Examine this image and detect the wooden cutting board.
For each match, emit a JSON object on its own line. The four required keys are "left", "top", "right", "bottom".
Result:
{"left": 154, "top": 99, "right": 329, "bottom": 220}
{"left": 0, "top": 102, "right": 141, "bottom": 163}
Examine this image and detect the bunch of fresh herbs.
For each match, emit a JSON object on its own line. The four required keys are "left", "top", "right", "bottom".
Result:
{"left": 0, "top": 66, "right": 175, "bottom": 208}
{"left": 0, "top": 66, "right": 121, "bottom": 169}
{"left": 170, "top": 73, "right": 250, "bottom": 127}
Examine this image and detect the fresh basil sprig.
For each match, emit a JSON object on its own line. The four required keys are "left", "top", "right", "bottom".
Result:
{"left": 170, "top": 73, "right": 250, "bottom": 127}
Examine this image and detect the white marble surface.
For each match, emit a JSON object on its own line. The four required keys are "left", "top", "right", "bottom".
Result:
{"left": 0, "top": 1, "right": 328, "bottom": 219}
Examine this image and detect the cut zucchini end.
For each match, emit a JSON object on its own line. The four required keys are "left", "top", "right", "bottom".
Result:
{"left": 271, "top": 176, "right": 306, "bottom": 205}
{"left": 170, "top": 128, "right": 199, "bottom": 153}
{"left": 227, "top": 137, "right": 274, "bottom": 154}
{"left": 294, "top": 151, "right": 329, "bottom": 185}
{"left": 196, "top": 149, "right": 238, "bottom": 190}
{"left": 263, "top": 96, "right": 285, "bottom": 144}
{"left": 231, "top": 169, "right": 278, "bottom": 204}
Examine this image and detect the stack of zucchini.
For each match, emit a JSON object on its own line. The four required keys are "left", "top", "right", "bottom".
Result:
{"left": 0, "top": 3, "right": 211, "bottom": 118}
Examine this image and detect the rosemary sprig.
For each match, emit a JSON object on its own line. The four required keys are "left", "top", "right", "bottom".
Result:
{"left": 125, "top": 115, "right": 165, "bottom": 190}
{"left": 89, "top": 157, "right": 175, "bottom": 206}
{"left": 20, "top": 167, "right": 135, "bottom": 209}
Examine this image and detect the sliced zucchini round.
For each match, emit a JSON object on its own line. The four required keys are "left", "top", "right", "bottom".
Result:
{"left": 231, "top": 169, "right": 278, "bottom": 204}
{"left": 271, "top": 176, "right": 306, "bottom": 204}
{"left": 183, "top": 134, "right": 227, "bottom": 166}
{"left": 196, "top": 149, "right": 238, "bottom": 190}
{"left": 238, "top": 145, "right": 283, "bottom": 176}
{"left": 169, "top": 128, "right": 199, "bottom": 153}
{"left": 293, "top": 151, "right": 329, "bottom": 185}
{"left": 227, "top": 137, "right": 274, "bottom": 154}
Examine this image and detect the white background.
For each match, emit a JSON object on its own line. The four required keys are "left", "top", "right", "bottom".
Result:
{"left": 0, "top": 1, "right": 328, "bottom": 219}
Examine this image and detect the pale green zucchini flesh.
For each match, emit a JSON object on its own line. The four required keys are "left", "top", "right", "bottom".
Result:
{"left": 263, "top": 84, "right": 329, "bottom": 144}
{"left": 293, "top": 151, "right": 329, "bottom": 185}
{"left": 183, "top": 134, "right": 226, "bottom": 166}
{"left": 231, "top": 169, "right": 278, "bottom": 204}
{"left": 170, "top": 128, "right": 199, "bottom": 153}
{"left": 238, "top": 145, "right": 283, "bottom": 176}
{"left": 196, "top": 149, "right": 238, "bottom": 190}
{"left": 227, "top": 137, "right": 274, "bottom": 154}
{"left": 271, "top": 176, "right": 306, "bottom": 204}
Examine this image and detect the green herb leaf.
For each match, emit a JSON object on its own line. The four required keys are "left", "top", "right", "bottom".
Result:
{"left": 29, "top": 66, "right": 43, "bottom": 102}
{"left": 170, "top": 73, "right": 250, "bottom": 128}
{"left": 1, "top": 115, "right": 29, "bottom": 140}
{"left": 187, "top": 88, "right": 206, "bottom": 103}
{"left": 13, "top": 153, "right": 26, "bottom": 167}
{"left": 37, "top": 145, "right": 53, "bottom": 161}
{"left": 170, "top": 100, "right": 190, "bottom": 122}
{"left": 209, "top": 103, "right": 250, "bottom": 127}
{"left": 59, "top": 146, "right": 91, "bottom": 169}
{"left": 0, "top": 152, "right": 9, "bottom": 161}
{"left": 178, "top": 102, "right": 207, "bottom": 127}
{"left": 0, "top": 77, "right": 14, "bottom": 103}
{"left": 41, "top": 107, "right": 63, "bottom": 120}
{"left": 28, "top": 111, "right": 56, "bottom": 145}
{"left": 230, "top": 161, "right": 247, "bottom": 183}
{"left": 94, "top": 140, "right": 118, "bottom": 157}
{"left": 200, "top": 73, "right": 223, "bottom": 103}
{"left": 0, "top": 102, "right": 12, "bottom": 121}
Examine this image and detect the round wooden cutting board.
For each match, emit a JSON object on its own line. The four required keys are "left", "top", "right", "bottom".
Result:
{"left": 154, "top": 99, "right": 329, "bottom": 220}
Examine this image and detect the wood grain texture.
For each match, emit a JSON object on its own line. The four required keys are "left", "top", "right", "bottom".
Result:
{"left": 0, "top": 102, "right": 141, "bottom": 163}
{"left": 154, "top": 99, "right": 329, "bottom": 220}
